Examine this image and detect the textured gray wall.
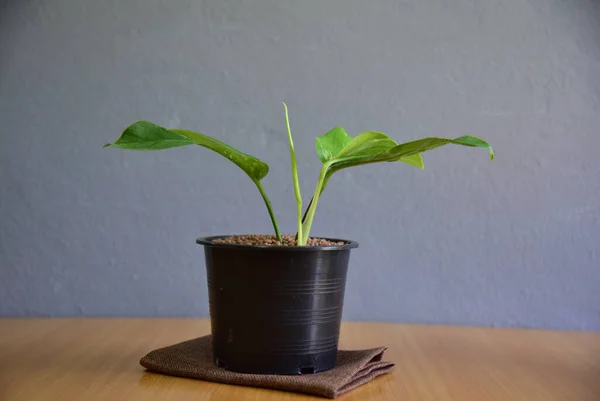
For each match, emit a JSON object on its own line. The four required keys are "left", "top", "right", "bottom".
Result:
{"left": 1, "top": 0, "right": 599, "bottom": 330}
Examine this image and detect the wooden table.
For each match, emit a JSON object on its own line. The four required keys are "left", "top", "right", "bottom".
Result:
{"left": 0, "top": 319, "right": 598, "bottom": 400}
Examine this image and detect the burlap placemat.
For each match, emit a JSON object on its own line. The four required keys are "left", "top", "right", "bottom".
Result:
{"left": 140, "top": 335, "right": 394, "bottom": 398}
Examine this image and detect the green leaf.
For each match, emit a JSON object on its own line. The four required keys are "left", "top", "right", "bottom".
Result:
{"left": 171, "top": 129, "right": 270, "bottom": 180}
{"left": 302, "top": 131, "right": 493, "bottom": 238}
{"left": 103, "top": 121, "right": 194, "bottom": 150}
{"left": 314, "top": 130, "right": 426, "bottom": 191}
{"left": 316, "top": 129, "right": 422, "bottom": 170}
{"left": 315, "top": 136, "right": 492, "bottom": 193}
{"left": 283, "top": 102, "right": 304, "bottom": 246}
{"left": 316, "top": 134, "right": 492, "bottom": 192}
{"left": 331, "top": 136, "right": 493, "bottom": 168}
{"left": 382, "top": 135, "right": 494, "bottom": 162}
{"left": 104, "top": 120, "right": 270, "bottom": 180}
{"left": 334, "top": 131, "right": 397, "bottom": 159}
{"left": 302, "top": 130, "right": 423, "bottom": 238}
{"left": 398, "top": 154, "right": 424, "bottom": 169}
{"left": 315, "top": 127, "right": 352, "bottom": 163}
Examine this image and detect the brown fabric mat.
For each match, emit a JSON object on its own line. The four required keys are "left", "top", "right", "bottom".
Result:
{"left": 140, "top": 335, "right": 395, "bottom": 398}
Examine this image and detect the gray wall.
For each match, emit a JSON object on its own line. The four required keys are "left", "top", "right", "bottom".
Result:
{"left": 1, "top": 0, "right": 599, "bottom": 330}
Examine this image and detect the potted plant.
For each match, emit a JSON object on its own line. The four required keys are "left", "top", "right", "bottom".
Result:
{"left": 105, "top": 103, "right": 493, "bottom": 375}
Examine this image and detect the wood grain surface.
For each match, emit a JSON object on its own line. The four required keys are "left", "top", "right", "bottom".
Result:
{"left": 1, "top": 319, "right": 599, "bottom": 400}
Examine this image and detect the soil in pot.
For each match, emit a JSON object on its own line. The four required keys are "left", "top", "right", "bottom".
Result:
{"left": 213, "top": 234, "right": 344, "bottom": 247}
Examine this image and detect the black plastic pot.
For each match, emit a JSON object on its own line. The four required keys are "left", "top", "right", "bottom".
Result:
{"left": 196, "top": 236, "right": 358, "bottom": 375}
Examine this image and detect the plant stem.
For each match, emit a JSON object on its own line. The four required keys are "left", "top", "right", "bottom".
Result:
{"left": 253, "top": 179, "right": 282, "bottom": 242}
{"left": 300, "top": 170, "right": 332, "bottom": 225}
{"left": 301, "top": 163, "right": 329, "bottom": 244}
{"left": 282, "top": 102, "right": 304, "bottom": 246}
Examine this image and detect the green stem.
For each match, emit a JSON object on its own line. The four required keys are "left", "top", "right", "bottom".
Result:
{"left": 301, "top": 163, "right": 329, "bottom": 244}
{"left": 282, "top": 102, "right": 303, "bottom": 246}
{"left": 253, "top": 179, "right": 282, "bottom": 242}
{"left": 300, "top": 169, "right": 332, "bottom": 225}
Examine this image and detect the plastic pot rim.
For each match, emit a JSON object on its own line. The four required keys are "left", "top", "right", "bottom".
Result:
{"left": 196, "top": 235, "right": 359, "bottom": 251}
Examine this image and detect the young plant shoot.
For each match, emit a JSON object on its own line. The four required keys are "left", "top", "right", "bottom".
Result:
{"left": 105, "top": 106, "right": 494, "bottom": 245}
{"left": 282, "top": 102, "right": 304, "bottom": 246}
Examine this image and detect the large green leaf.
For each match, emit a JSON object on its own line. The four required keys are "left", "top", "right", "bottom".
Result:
{"left": 323, "top": 134, "right": 492, "bottom": 192}
{"left": 301, "top": 129, "right": 427, "bottom": 235}
{"left": 320, "top": 135, "right": 492, "bottom": 189}
{"left": 104, "top": 120, "right": 269, "bottom": 180}
{"left": 334, "top": 131, "right": 397, "bottom": 159}
{"left": 103, "top": 121, "right": 195, "bottom": 150}
{"left": 335, "top": 131, "right": 425, "bottom": 168}
{"left": 383, "top": 136, "right": 494, "bottom": 162}
{"left": 301, "top": 130, "right": 493, "bottom": 235}
{"left": 314, "top": 130, "right": 427, "bottom": 193}
{"left": 315, "top": 127, "right": 352, "bottom": 163}
{"left": 316, "top": 128, "right": 424, "bottom": 169}
{"left": 330, "top": 135, "right": 493, "bottom": 168}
